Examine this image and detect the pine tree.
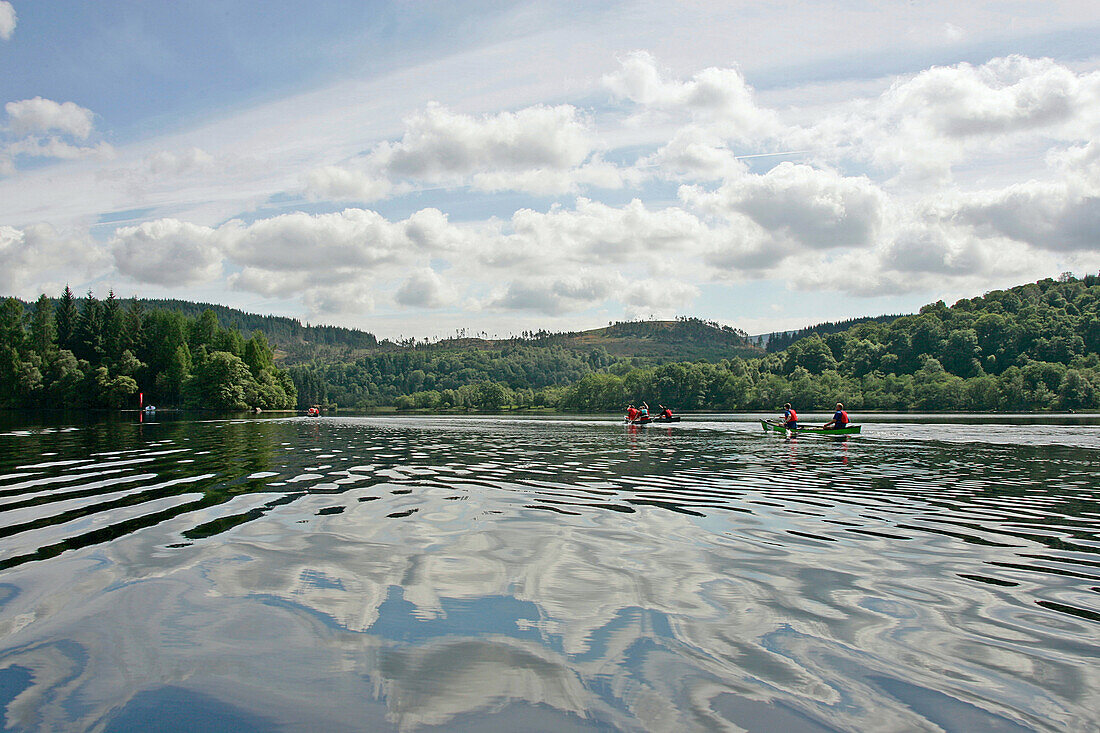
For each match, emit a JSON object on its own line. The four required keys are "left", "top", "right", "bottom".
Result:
{"left": 30, "top": 294, "right": 56, "bottom": 358}
{"left": 56, "top": 286, "right": 78, "bottom": 352}
{"left": 75, "top": 291, "right": 104, "bottom": 363}
{"left": 103, "top": 289, "right": 123, "bottom": 363}
{"left": 0, "top": 298, "right": 25, "bottom": 351}
{"left": 122, "top": 298, "right": 145, "bottom": 354}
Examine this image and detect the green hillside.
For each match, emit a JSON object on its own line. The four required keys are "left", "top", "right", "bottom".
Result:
{"left": 4, "top": 274, "right": 1098, "bottom": 412}
{"left": 760, "top": 314, "right": 905, "bottom": 353}
{"left": 25, "top": 295, "right": 380, "bottom": 353}
{"left": 559, "top": 274, "right": 1100, "bottom": 412}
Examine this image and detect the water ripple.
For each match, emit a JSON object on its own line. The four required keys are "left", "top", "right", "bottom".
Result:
{"left": 0, "top": 413, "right": 1096, "bottom": 731}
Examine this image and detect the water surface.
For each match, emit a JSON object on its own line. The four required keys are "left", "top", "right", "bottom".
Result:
{"left": 0, "top": 413, "right": 1097, "bottom": 731}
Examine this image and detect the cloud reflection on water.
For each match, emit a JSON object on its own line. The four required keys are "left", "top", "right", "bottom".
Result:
{"left": 0, "top": 415, "right": 1096, "bottom": 730}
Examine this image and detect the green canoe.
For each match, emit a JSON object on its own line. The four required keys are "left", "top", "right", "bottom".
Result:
{"left": 760, "top": 419, "right": 861, "bottom": 435}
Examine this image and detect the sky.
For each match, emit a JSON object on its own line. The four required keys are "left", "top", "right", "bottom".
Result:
{"left": 2, "top": 0, "right": 1100, "bottom": 340}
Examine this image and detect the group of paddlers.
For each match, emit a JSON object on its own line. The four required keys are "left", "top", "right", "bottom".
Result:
{"left": 623, "top": 402, "right": 850, "bottom": 429}
{"left": 625, "top": 402, "right": 674, "bottom": 421}
{"left": 778, "top": 402, "right": 849, "bottom": 430}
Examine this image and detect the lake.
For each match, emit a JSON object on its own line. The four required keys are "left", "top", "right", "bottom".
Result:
{"left": 0, "top": 412, "right": 1097, "bottom": 732}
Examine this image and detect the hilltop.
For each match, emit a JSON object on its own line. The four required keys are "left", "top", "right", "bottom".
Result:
{"left": 419, "top": 318, "right": 760, "bottom": 362}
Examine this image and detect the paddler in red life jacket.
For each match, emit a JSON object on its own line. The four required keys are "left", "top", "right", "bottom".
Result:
{"left": 658, "top": 404, "right": 673, "bottom": 419}
{"left": 781, "top": 403, "right": 798, "bottom": 429}
{"left": 626, "top": 404, "right": 639, "bottom": 421}
{"left": 824, "top": 403, "right": 849, "bottom": 429}
{"left": 639, "top": 402, "right": 650, "bottom": 418}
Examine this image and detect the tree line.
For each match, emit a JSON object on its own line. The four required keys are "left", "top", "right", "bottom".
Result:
{"left": 345, "top": 275, "right": 1100, "bottom": 413}
{"left": 0, "top": 288, "right": 296, "bottom": 411}
{"left": 4, "top": 274, "right": 1098, "bottom": 413}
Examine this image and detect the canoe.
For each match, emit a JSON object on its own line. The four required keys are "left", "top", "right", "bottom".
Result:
{"left": 626, "top": 416, "right": 681, "bottom": 425}
{"left": 760, "top": 419, "right": 860, "bottom": 435}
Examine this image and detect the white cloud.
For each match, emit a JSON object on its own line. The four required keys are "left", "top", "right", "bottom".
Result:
{"left": 6, "top": 97, "right": 95, "bottom": 139}
{"left": 304, "top": 102, "right": 623, "bottom": 199}
{"left": 2, "top": 98, "right": 109, "bottom": 172}
{"left": 603, "top": 51, "right": 778, "bottom": 138}
{"left": 684, "top": 163, "right": 888, "bottom": 255}
{"left": 942, "top": 22, "right": 966, "bottom": 42}
{"left": 110, "top": 219, "right": 222, "bottom": 286}
{"left": 6, "top": 137, "right": 114, "bottom": 161}
{"left": 487, "top": 273, "right": 619, "bottom": 315}
{"left": 395, "top": 269, "right": 456, "bottom": 309}
{"left": 303, "top": 284, "right": 376, "bottom": 315}
{"left": 502, "top": 197, "right": 707, "bottom": 268}
{"left": 799, "top": 56, "right": 1100, "bottom": 183}
{"left": 0, "top": 224, "right": 107, "bottom": 296}
{"left": 620, "top": 279, "right": 699, "bottom": 315}
{"left": 303, "top": 165, "right": 392, "bottom": 202}
{"left": 950, "top": 182, "right": 1100, "bottom": 253}
{"left": 225, "top": 208, "right": 411, "bottom": 272}
{"left": 374, "top": 102, "right": 593, "bottom": 180}
{"left": 644, "top": 126, "right": 750, "bottom": 181}
{"left": 0, "top": 1, "right": 14, "bottom": 41}
{"left": 145, "top": 147, "right": 215, "bottom": 177}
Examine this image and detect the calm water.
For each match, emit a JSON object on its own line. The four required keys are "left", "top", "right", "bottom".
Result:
{"left": 0, "top": 413, "right": 1097, "bottom": 732}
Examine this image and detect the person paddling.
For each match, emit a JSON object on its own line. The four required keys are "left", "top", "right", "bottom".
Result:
{"left": 658, "top": 403, "right": 673, "bottom": 419}
{"left": 626, "top": 404, "right": 639, "bottom": 422}
{"left": 639, "top": 402, "right": 650, "bottom": 418}
{"left": 781, "top": 403, "right": 798, "bottom": 430}
{"left": 824, "top": 403, "right": 848, "bottom": 430}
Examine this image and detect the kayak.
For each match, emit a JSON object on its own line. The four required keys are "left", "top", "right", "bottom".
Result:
{"left": 760, "top": 419, "right": 860, "bottom": 435}
{"left": 625, "top": 415, "right": 680, "bottom": 425}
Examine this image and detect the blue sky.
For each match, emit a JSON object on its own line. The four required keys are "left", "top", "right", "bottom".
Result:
{"left": 2, "top": 1, "right": 1100, "bottom": 338}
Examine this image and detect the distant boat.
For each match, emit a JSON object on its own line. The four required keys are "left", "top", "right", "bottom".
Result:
{"left": 144, "top": 406, "right": 156, "bottom": 412}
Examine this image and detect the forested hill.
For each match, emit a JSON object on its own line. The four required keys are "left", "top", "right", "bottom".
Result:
{"left": 5, "top": 274, "right": 1099, "bottom": 412}
{"left": 761, "top": 314, "right": 905, "bottom": 353}
{"left": 560, "top": 273, "right": 1100, "bottom": 412}
{"left": 23, "top": 296, "right": 380, "bottom": 352}
{"left": 424, "top": 318, "right": 761, "bottom": 362}
{"left": 137, "top": 299, "right": 380, "bottom": 350}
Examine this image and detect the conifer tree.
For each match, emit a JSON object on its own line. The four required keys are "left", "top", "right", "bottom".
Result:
{"left": 75, "top": 291, "right": 104, "bottom": 363}
{"left": 56, "top": 286, "right": 78, "bottom": 352}
{"left": 30, "top": 294, "right": 56, "bottom": 358}
{"left": 103, "top": 289, "right": 123, "bottom": 362}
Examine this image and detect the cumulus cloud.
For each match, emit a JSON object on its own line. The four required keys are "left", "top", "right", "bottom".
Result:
{"left": 603, "top": 51, "right": 778, "bottom": 137}
{"left": 502, "top": 197, "right": 707, "bottom": 267}
{"left": 303, "top": 284, "right": 375, "bottom": 315}
{"left": 376, "top": 103, "right": 592, "bottom": 180}
{"left": 620, "top": 279, "right": 699, "bottom": 314}
{"left": 110, "top": 219, "right": 222, "bottom": 286}
{"left": 303, "top": 165, "right": 392, "bottom": 202}
{"left": 488, "top": 273, "right": 619, "bottom": 315}
{"left": 684, "top": 163, "right": 888, "bottom": 256}
{"left": 2, "top": 97, "right": 111, "bottom": 171}
{"left": 395, "top": 269, "right": 456, "bottom": 309}
{"left": 6, "top": 97, "right": 95, "bottom": 139}
{"left": 799, "top": 56, "right": 1100, "bottom": 183}
{"left": 0, "top": 1, "right": 15, "bottom": 41}
{"left": 224, "top": 208, "right": 415, "bottom": 272}
{"left": 308, "top": 102, "right": 627, "bottom": 199}
{"left": 949, "top": 182, "right": 1100, "bottom": 253}
{"left": 644, "top": 126, "right": 751, "bottom": 181}
{"left": 0, "top": 224, "right": 107, "bottom": 295}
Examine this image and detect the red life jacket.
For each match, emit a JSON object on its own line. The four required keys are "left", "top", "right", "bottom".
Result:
{"left": 838, "top": 410, "right": 849, "bottom": 425}
{"left": 627, "top": 408, "right": 638, "bottom": 420}
{"left": 663, "top": 408, "right": 672, "bottom": 418}
{"left": 786, "top": 408, "right": 798, "bottom": 422}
